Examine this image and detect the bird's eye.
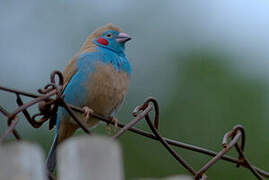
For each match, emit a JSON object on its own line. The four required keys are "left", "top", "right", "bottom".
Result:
{"left": 106, "top": 33, "right": 112, "bottom": 38}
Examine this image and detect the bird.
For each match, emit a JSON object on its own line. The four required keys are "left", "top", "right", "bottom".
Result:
{"left": 46, "top": 24, "right": 132, "bottom": 173}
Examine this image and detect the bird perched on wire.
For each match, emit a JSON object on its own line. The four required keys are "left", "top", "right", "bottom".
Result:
{"left": 46, "top": 24, "right": 132, "bottom": 173}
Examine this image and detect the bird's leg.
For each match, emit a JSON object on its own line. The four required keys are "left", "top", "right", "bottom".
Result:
{"left": 106, "top": 116, "right": 118, "bottom": 134}
{"left": 82, "top": 106, "right": 94, "bottom": 123}
{"left": 111, "top": 117, "right": 118, "bottom": 132}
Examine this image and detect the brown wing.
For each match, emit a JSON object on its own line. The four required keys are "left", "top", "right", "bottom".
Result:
{"left": 61, "top": 54, "right": 79, "bottom": 93}
{"left": 49, "top": 54, "right": 79, "bottom": 129}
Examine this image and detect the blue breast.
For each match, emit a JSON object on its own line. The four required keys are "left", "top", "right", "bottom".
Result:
{"left": 57, "top": 47, "right": 131, "bottom": 127}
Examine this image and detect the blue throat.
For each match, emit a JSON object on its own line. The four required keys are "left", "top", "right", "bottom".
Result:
{"left": 78, "top": 46, "right": 132, "bottom": 76}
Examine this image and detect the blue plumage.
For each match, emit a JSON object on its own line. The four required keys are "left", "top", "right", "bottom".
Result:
{"left": 46, "top": 24, "right": 132, "bottom": 173}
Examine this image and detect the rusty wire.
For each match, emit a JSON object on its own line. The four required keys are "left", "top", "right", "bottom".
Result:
{"left": 0, "top": 71, "right": 268, "bottom": 180}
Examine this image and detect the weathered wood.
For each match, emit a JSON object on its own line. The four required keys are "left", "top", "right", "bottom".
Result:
{"left": 136, "top": 175, "right": 192, "bottom": 180}
{"left": 0, "top": 142, "right": 47, "bottom": 180}
{"left": 57, "top": 136, "right": 124, "bottom": 180}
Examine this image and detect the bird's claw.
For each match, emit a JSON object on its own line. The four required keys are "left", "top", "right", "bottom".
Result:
{"left": 106, "top": 116, "right": 118, "bottom": 134}
{"left": 82, "top": 106, "right": 94, "bottom": 122}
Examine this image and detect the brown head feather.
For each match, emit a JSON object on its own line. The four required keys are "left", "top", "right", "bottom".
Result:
{"left": 80, "top": 24, "right": 122, "bottom": 53}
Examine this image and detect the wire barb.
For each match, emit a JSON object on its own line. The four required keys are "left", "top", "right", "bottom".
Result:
{"left": 0, "top": 70, "right": 268, "bottom": 180}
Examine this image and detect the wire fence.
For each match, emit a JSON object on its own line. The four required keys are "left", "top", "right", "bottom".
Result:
{"left": 0, "top": 70, "right": 268, "bottom": 180}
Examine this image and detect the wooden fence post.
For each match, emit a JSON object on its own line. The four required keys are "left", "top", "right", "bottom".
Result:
{"left": 136, "top": 175, "right": 192, "bottom": 180}
{"left": 57, "top": 136, "right": 124, "bottom": 180}
{"left": 0, "top": 142, "right": 47, "bottom": 180}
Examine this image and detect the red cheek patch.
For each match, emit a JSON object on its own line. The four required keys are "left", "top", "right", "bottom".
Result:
{"left": 97, "top": 38, "right": 109, "bottom": 46}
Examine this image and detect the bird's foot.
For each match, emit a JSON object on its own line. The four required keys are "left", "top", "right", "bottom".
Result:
{"left": 106, "top": 116, "right": 118, "bottom": 134}
{"left": 82, "top": 106, "right": 94, "bottom": 123}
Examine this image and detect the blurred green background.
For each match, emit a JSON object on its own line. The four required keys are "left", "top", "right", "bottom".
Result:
{"left": 0, "top": 1, "right": 269, "bottom": 179}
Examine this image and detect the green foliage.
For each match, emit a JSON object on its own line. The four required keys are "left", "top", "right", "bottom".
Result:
{"left": 120, "top": 51, "right": 269, "bottom": 180}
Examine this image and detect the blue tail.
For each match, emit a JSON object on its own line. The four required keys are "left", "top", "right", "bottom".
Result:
{"left": 46, "top": 113, "right": 61, "bottom": 173}
{"left": 46, "top": 131, "right": 58, "bottom": 173}
{"left": 46, "top": 107, "right": 77, "bottom": 173}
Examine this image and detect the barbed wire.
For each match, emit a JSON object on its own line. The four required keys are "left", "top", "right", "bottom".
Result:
{"left": 0, "top": 70, "right": 268, "bottom": 180}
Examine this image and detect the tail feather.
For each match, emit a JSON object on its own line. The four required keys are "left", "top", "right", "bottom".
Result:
{"left": 46, "top": 132, "right": 58, "bottom": 173}
{"left": 46, "top": 120, "right": 78, "bottom": 173}
{"left": 46, "top": 113, "right": 61, "bottom": 174}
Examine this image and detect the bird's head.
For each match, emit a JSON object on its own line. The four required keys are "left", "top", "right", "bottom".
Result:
{"left": 81, "top": 24, "right": 131, "bottom": 54}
